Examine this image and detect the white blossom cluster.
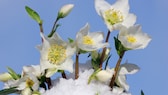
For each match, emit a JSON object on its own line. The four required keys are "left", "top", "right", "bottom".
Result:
{"left": 0, "top": 0, "right": 151, "bottom": 95}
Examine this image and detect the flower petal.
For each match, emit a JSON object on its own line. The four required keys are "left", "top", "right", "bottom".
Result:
{"left": 122, "top": 13, "right": 137, "bottom": 28}
{"left": 117, "top": 75, "right": 129, "bottom": 91}
{"left": 111, "top": 0, "right": 129, "bottom": 14}
{"left": 21, "top": 88, "right": 32, "bottom": 95}
{"left": 119, "top": 63, "right": 140, "bottom": 75}
{"left": 56, "top": 58, "right": 74, "bottom": 73}
{"left": 76, "top": 23, "right": 89, "bottom": 38}
{"left": 45, "top": 68, "right": 57, "bottom": 78}
{"left": 95, "top": 0, "right": 111, "bottom": 16}
{"left": 22, "top": 65, "right": 42, "bottom": 77}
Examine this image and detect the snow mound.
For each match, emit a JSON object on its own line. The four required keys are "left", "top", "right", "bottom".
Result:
{"left": 42, "top": 68, "right": 131, "bottom": 95}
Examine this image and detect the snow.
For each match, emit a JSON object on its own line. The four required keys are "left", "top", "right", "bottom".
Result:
{"left": 42, "top": 62, "right": 131, "bottom": 95}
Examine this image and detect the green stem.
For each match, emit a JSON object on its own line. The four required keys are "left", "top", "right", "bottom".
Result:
{"left": 109, "top": 51, "right": 125, "bottom": 90}
{"left": 99, "top": 30, "right": 111, "bottom": 68}
{"left": 39, "top": 23, "right": 44, "bottom": 42}
{"left": 48, "top": 17, "right": 59, "bottom": 37}
{"left": 75, "top": 52, "right": 80, "bottom": 79}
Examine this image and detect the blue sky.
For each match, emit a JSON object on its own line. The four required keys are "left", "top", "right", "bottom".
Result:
{"left": 0, "top": 0, "right": 167, "bottom": 95}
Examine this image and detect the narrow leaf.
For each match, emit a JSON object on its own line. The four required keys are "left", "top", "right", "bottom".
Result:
{"left": 91, "top": 59, "right": 100, "bottom": 71}
{"left": 0, "top": 87, "right": 18, "bottom": 95}
{"left": 114, "top": 37, "right": 128, "bottom": 56}
{"left": 7, "top": 67, "right": 20, "bottom": 80}
{"left": 68, "top": 38, "right": 74, "bottom": 43}
{"left": 88, "top": 68, "right": 101, "bottom": 84}
{"left": 141, "top": 90, "right": 145, "bottom": 95}
{"left": 25, "top": 6, "right": 42, "bottom": 24}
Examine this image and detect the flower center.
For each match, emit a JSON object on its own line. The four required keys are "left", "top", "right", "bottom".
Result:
{"left": 48, "top": 44, "right": 66, "bottom": 65}
{"left": 83, "top": 36, "right": 94, "bottom": 45}
{"left": 104, "top": 9, "right": 124, "bottom": 25}
{"left": 127, "top": 35, "right": 137, "bottom": 43}
{"left": 26, "top": 78, "right": 34, "bottom": 88}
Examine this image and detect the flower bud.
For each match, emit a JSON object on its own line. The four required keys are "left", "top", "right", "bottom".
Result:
{"left": 58, "top": 4, "right": 74, "bottom": 18}
{"left": 0, "top": 72, "right": 12, "bottom": 82}
{"left": 96, "top": 69, "right": 114, "bottom": 82}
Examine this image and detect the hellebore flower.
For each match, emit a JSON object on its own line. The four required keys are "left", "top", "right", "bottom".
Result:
{"left": 95, "top": 0, "right": 136, "bottom": 31}
{"left": 76, "top": 23, "right": 109, "bottom": 51}
{"left": 37, "top": 32, "right": 76, "bottom": 77}
{"left": 118, "top": 25, "right": 152, "bottom": 50}
{"left": 4, "top": 73, "right": 39, "bottom": 95}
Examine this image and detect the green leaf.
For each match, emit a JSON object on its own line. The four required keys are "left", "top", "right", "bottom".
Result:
{"left": 68, "top": 38, "right": 74, "bottom": 43}
{"left": 91, "top": 58, "right": 100, "bottom": 71}
{"left": 25, "top": 6, "right": 42, "bottom": 24}
{"left": 0, "top": 87, "right": 18, "bottom": 95}
{"left": 141, "top": 90, "right": 145, "bottom": 95}
{"left": 114, "top": 37, "right": 122, "bottom": 56}
{"left": 88, "top": 68, "right": 101, "bottom": 84}
{"left": 114, "top": 37, "right": 129, "bottom": 56}
{"left": 7, "top": 67, "right": 20, "bottom": 80}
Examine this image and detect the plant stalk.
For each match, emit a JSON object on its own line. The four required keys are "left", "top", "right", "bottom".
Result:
{"left": 61, "top": 71, "right": 67, "bottom": 79}
{"left": 99, "top": 30, "right": 111, "bottom": 68}
{"left": 39, "top": 23, "right": 44, "bottom": 42}
{"left": 109, "top": 51, "right": 125, "bottom": 90}
{"left": 48, "top": 17, "right": 60, "bottom": 37}
{"left": 75, "top": 53, "right": 80, "bottom": 79}
{"left": 46, "top": 77, "right": 52, "bottom": 89}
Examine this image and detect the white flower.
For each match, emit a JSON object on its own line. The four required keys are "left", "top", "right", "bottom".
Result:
{"left": 4, "top": 73, "right": 39, "bottom": 95}
{"left": 22, "top": 65, "right": 42, "bottom": 78}
{"left": 76, "top": 23, "right": 109, "bottom": 51}
{"left": 37, "top": 32, "right": 76, "bottom": 77}
{"left": 0, "top": 72, "right": 12, "bottom": 82}
{"left": 118, "top": 25, "right": 152, "bottom": 50}
{"left": 14, "top": 74, "right": 39, "bottom": 91}
{"left": 58, "top": 4, "right": 74, "bottom": 18}
{"left": 95, "top": 0, "right": 136, "bottom": 31}
{"left": 95, "top": 63, "right": 139, "bottom": 91}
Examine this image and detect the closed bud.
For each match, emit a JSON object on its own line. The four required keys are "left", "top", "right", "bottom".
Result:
{"left": 58, "top": 4, "right": 74, "bottom": 18}
{"left": 0, "top": 72, "right": 12, "bottom": 82}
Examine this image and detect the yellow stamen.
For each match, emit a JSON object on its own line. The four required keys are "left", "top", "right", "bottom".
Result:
{"left": 26, "top": 78, "right": 34, "bottom": 87}
{"left": 127, "top": 35, "right": 137, "bottom": 43}
{"left": 104, "top": 9, "right": 124, "bottom": 25}
{"left": 83, "top": 36, "right": 94, "bottom": 45}
{"left": 48, "top": 44, "right": 66, "bottom": 65}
